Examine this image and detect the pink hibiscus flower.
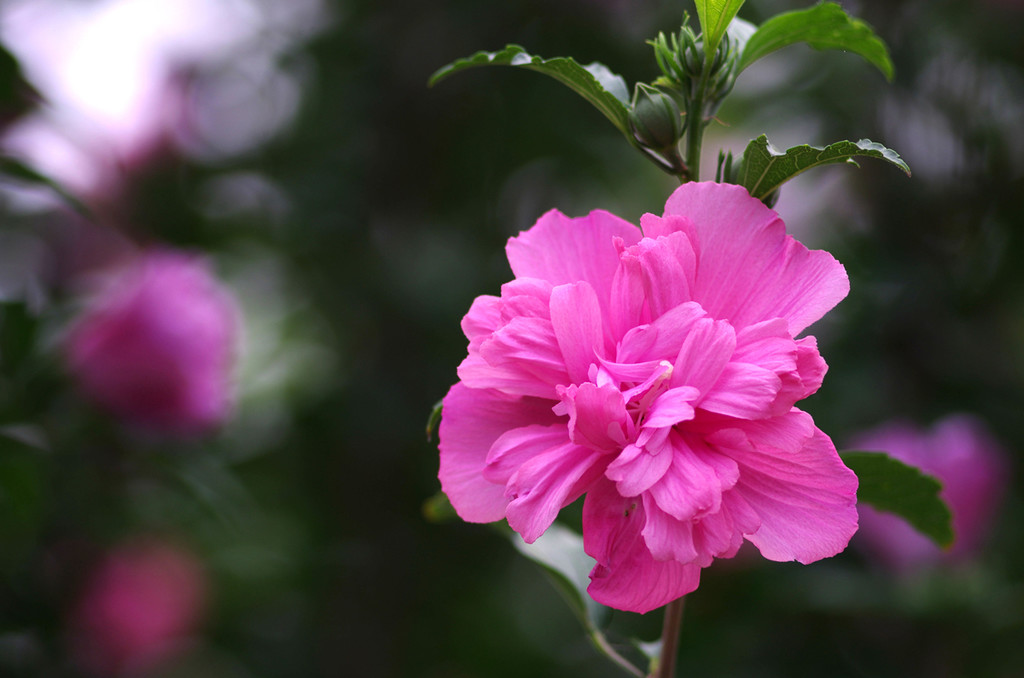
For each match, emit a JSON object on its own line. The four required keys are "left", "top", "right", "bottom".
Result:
{"left": 66, "top": 250, "right": 239, "bottom": 435}
{"left": 438, "top": 182, "right": 858, "bottom": 613}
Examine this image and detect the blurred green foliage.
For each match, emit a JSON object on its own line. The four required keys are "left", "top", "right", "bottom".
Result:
{"left": 1, "top": 0, "right": 1023, "bottom": 677}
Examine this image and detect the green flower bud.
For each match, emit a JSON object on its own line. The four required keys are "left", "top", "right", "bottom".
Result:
{"left": 629, "top": 83, "right": 683, "bottom": 152}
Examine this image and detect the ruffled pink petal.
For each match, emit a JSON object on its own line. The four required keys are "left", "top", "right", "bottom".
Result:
{"left": 605, "top": 442, "right": 674, "bottom": 497}
{"left": 619, "top": 228, "right": 698, "bottom": 319}
{"left": 693, "top": 489, "right": 761, "bottom": 560}
{"left": 660, "top": 182, "right": 849, "bottom": 334}
{"left": 648, "top": 432, "right": 740, "bottom": 522}
{"left": 616, "top": 301, "right": 707, "bottom": 365}
{"left": 732, "top": 320, "right": 827, "bottom": 413}
{"left": 484, "top": 424, "right": 570, "bottom": 485}
{"left": 461, "top": 295, "right": 503, "bottom": 345}
{"left": 641, "top": 494, "right": 701, "bottom": 564}
{"left": 467, "top": 316, "right": 569, "bottom": 399}
{"left": 507, "top": 209, "right": 641, "bottom": 317}
{"left": 709, "top": 411, "right": 859, "bottom": 563}
{"left": 550, "top": 282, "right": 606, "bottom": 384}
{"left": 699, "top": 362, "right": 782, "bottom": 419}
{"left": 557, "top": 382, "right": 629, "bottom": 453}
{"left": 643, "top": 386, "right": 700, "bottom": 428}
{"left": 583, "top": 479, "right": 702, "bottom": 613}
{"left": 506, "top": 443, "right": 606, "bottom": 543}
{"left": 496, "top": 278, "right": 554, "bottom": 321}
{"left": 670, "top": 316, "right": 736, "bottom": 395}
{"left": 608, "top": 239, "right": 648, "bottom": 342}
{"left": 439, "top": 383, "right": 561, "bottom": 523}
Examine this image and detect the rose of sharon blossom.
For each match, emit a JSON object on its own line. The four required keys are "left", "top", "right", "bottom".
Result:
{"left": 66, "top": 250, "right": 238, "bottom": 434}
{"left": 850, "top": 415, "right": 1008, "bottom": 571}
{"left": 439, "top": 182, "right": 858, "bottom": 613}
{"left": 68, "top": 539, "right": 207, "bottom": 676}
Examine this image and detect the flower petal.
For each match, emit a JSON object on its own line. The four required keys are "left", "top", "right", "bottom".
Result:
{"left": 550, "top": 282, "right": 606, "bottom": 384}
{"left": 484, "top": 424, "right": 569, "bottom": 485}
{"left": 641, "top": 494, "right": 702, "bottom": 564}
{"left": 708, "top": 411, "right": 859, "bottom": 563}
{"left": 439, "top": 384, "right": 561, "bottom": 523}
{"left": 661, "top": 182, "right": 849, "bottom": 334}
{"left": 619, "top": 228, "right": 698, "bottom": 319}
{"left": 648, "top": 432, "right": 740, "bottom": 522}
{"left": 605, "top": 441, "right": 673, "bottom": 497}
{"left": 671, "top": 316, "right": 736, "bottom": 395}
{"left": 699, "top": 362, "right": 782, "bottom": 419}
{"left": 583, "top": 479, "right": 702, "bottom": 614}
{"left": 557, "top": 382, "right": 629, "bottom": 453}
{"left": 617, "top": 301, "right": 707, "bottom": 365}
{"left": 467, "top": 316, "right": 569, "bottom": 398}
{"left": 507, "top": 209, "right": 641, "bottom": 314}
{"left": 506, "top": 443, "right": 606, "bottom": 543}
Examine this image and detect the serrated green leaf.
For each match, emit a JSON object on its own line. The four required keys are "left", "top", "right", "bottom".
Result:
{"left": 738, "top": 2, "right": 893, "bottom": 81}
{"left": 695, "top": 0, "right": 747, "bottom": 62}
{"left": 841, "top": 451, "right": 954, "bottom": 548}
{"left": 429, "top": 45, "right": 631, "bottom": 137}
{"left": 737, "top": 134, "right": 909, "bottom": 201}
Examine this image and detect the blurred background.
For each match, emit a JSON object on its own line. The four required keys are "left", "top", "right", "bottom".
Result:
{"left": 0, "top": 0, "right": 1022, "bottom": 676}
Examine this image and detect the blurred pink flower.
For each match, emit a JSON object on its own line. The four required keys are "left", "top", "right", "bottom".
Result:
{"left": 68, "top": 539, "right": 207, "bottom": 676}
{"left": 439, "top": 182, "right": 858, "bottom": 613}
{"left": 849, "top": 415, "right": 1009, "bottom": 571}
{"left": 65, "top": 249, "right": 239, "bottom": 434}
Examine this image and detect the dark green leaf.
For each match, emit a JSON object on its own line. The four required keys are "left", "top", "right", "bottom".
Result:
{"left": 695, "top": 0, "right": 747, "bottom": 62}
{"left": 429, "top": 45, "right": 632, "bottom": 137}
{"left": 738, "top": 2, "right": 894, "bottom": 81}
{"left": 0, "top": 155, "right": 91, "bottom": 218}
{"left": 737, "top": 134, "right": 909, "bottom": 201}
{"left": 841, "top": 451, "right": 954, "bottom": 548}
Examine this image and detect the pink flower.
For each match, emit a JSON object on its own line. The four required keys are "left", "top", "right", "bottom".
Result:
{"left": 849, "top": 415, "right": 1008, "bottom": 571}
{"left": 68, "top": 539, "right": 207, "bottom": 676}
{"left": 66, "top": 250, "right": 238, "bottom": 435}
{"left": 438, "top": 182, "right": 858, "bottom": 613}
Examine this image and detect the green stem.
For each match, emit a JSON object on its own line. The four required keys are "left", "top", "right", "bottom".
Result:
{"left": 683, "top": 75, "right": 710, "bottom": 182}
{"left": 651, "top": 596, "right": 685, "bottom": 678}
{"left": 591, "top": 630, "right": 645, "bottom": 678}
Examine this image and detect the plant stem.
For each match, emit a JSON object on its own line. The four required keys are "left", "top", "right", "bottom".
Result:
{"left": 651, "top": 597, "right": 685, "bottom": 678}
{"left": 591, "top": 631, "right": 645, "bottom": 678}
{"left": 683, "top": 77, "right": 708, "bottom": 182}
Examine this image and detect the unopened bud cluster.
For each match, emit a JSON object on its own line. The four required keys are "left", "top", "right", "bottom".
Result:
{"left": 650, "top": 17, "right": 739, "bottom": 120}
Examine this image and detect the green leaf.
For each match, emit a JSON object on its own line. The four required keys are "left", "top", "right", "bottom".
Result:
{"left": 511, "top": 522, "right": 606, "bottom": 627}
{"left": 841, "top": 451, "right": 954, "bottom": 548}
{"left": 695, "top": 0, "right": 747, "bottom": 62}
{"left": 429, "top": 45, "right": 631, "bottom": 137}
{"left": 738, "top": 2, "right": 894, "bottom": 81}
{"left": 0, "top": 155, "right": 91, "bottom": 218}
{"left": 511, "top": 524, "right": 645, "bottom": 677}
{"left": 737, "top": 134, "right": 909, "bottom": 201}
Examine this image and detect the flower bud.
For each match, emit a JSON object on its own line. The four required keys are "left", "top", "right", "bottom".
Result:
{"left": 65, "top": 249, "right": 239, "bottom": 435}
{"left": 629, "top": 83, "right": 683, "bottom": 152}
